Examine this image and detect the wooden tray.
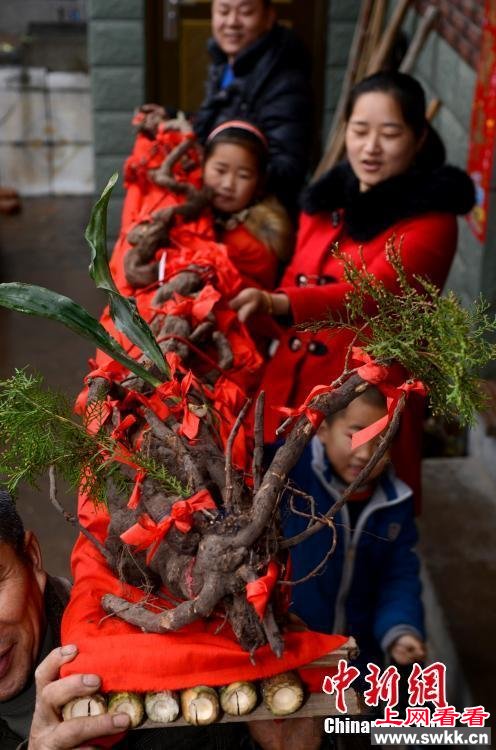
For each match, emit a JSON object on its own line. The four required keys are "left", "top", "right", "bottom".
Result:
{"left": 137, "top": 637, "right": 363, "bottom": 728}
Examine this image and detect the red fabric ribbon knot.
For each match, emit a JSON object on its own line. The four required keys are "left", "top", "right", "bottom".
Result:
{"left": 274, "top": 383, "right": 336, "bottom": 431}
{"left": 352, "top": 374, "right": 427, "bottom": 452}
{"left": 158, "top": 285, "right": 221, "bottom": 327}
{"left": 121, "top": 489, "right": 217, "bottom": 563}
{"left": 351, "top": 347, "right": 389, "bottom": 384}
{"left": 245, "top": 561, "right": 279, "bottom": 620}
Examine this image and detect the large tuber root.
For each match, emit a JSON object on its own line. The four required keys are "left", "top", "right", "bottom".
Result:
{"left": 124, "top": 138, "right": 210, "bottom": 289}
{"left": 97, "top": 367, "right": 385, "bottom": 657}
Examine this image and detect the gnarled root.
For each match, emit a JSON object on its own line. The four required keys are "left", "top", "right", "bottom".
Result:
{"left": 101, "top": 594, "right": 169, "bottom": 633}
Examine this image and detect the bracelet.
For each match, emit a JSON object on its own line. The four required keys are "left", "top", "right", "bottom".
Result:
{"left": 262, "top": 291, "right": 274, "bottom": 316}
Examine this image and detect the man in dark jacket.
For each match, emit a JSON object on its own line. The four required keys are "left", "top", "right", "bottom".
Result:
{"left": 194, "top": 0, "right": 313, "bottom": 214}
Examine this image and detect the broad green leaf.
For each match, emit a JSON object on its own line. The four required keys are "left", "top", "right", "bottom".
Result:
{"left": 0, "top": 283, "right": 161, "bottom": 388}
{"left": 85, "top": 173, "right": 168, "bottom": 377}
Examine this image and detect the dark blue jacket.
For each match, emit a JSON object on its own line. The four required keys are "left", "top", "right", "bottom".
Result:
{"left": 282, "top": 438, "right": 424, "bottom": 668}
{"left": 194, "top": 24, "right": 312, "bottom": 214}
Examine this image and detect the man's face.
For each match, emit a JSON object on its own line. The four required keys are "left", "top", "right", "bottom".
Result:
{"left": 212, "top": 0, "right": 275, "bottom": 61}
{"left": 0, "top": 534, "right": 46, "bottom": 701}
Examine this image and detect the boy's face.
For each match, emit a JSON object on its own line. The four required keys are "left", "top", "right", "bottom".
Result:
{"left": 318, "top": 395, "right": 391, "bottom": 489}
{"left": 212, "top": 0, "right": 275, "bottom": 61}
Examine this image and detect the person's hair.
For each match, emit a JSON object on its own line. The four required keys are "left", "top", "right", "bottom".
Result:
{"left": 345, "top": 70, "right": 446, "bottom": 169}
{"left": 324, "top": 386, "right": 387, "bottom": 426}
{"left": 204, "top": 121, "right": 269, "bottom": 177}
{"left": 0, "top": 489, "right": 25, "bottom": 556}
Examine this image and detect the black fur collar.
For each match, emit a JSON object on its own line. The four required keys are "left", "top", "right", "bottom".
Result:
{"left": 301, "top": 162, "right": 475, "bottom": 242}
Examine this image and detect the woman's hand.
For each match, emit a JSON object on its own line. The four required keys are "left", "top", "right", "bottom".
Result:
{"left": 390, "top": 634, "right": 426, "bottom": 666}
{"left": 230, "top": 288, "right": 290, "bottom": 323}
{"left": 28, "top": 645, "right": 130, "bottom": 749}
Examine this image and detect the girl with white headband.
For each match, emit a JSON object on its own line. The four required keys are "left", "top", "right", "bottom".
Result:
{"left": 203, "top": 120, "right": 293, "bottom": 294}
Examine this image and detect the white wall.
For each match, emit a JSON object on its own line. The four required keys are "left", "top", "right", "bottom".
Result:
{"left": 0, "top": 67, "right": 94, "bottom": 195}
{"left": 0, "top": 0, "right": 87, "bottom": 34}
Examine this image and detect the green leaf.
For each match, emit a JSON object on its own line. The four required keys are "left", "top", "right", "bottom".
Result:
{"left": 85, "top": 173, "right": 168, "bottom": 377}
{"left": 0, "top": 283, "right": 161, "bottom": 388}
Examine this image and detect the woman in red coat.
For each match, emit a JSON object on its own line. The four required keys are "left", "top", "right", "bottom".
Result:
{"left": 230, "top": 71, "right": 475, "bottom": 499}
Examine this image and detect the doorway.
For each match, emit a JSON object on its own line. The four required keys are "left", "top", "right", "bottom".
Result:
{"left": 145, "top": 0, "right": 327, "bottom": 142}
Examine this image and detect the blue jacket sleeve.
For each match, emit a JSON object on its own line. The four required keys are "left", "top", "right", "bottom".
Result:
{"left": 373, "top": 502, "right": 425, "bottom": 651}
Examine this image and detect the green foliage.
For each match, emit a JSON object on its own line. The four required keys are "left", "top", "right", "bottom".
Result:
{"left": 86, "top": 174, "right": 168, "bottom": 377}
{"left": 317, "top": 240, "right": 496, "bottom": 425}
{"left": 0, "top": 176, "right": 167, "bottom": 388}
{"left": 0, "top": 283, "right": 162, "bottom": 388}
{"left": 0, "top": 370, "right": 188, "bottom": 502}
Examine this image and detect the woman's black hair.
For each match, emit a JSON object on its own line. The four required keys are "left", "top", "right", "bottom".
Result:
{"left": 345, "top": 70, "right": 446, "bottom": 170}
{"left": 204, "top": 126, "right": 269, "bottom": 177}
{"left": 0, "top": 489, "right": 25, "bottom": 556}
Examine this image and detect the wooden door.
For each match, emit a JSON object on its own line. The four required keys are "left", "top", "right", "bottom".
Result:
{"left": 145, "top": 0, "right": 327, "bottom": 133}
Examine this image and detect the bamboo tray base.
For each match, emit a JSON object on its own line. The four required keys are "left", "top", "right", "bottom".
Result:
{"left": 137, "top": 637, "right": 363, "bottom": 728}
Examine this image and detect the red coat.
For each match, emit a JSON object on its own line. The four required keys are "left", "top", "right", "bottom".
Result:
{"left": 223, "top": 223, "right": 279, "bottom": 291}
{"left": 260, "top": 209, "right": 459, "bottom": 500}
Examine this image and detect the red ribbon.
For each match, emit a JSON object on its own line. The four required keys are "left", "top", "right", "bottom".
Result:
{"left": 274, "top": 383, "right": 336, "bottom": 431}
{"left": 351, "top": 347, "right": 390, "bottom": 384}
{"left": 156, "top": 364, "right": 203, "bottom": 440}
{"left": 246, "top": 561, "right": 279, "bottom": 620}
{"left": 127, "top": 469, "right": 147, "bottom": 510}
{"left": 350, "top": 347, "right": 427, "bottom": 449}
{"left": 110, "top": 414, "right": 137, "bottom": 442}
{"left": 157, "top": 285, "right": 221, "bottom": 326}
{"left": 121, "top": 388, "right": 170, "bottom": 422}
{"left": 120, "top": 489, "right": 217, "bottom": 563}
{"left": 84, "top": 361, "right": 129, "bottom": 385}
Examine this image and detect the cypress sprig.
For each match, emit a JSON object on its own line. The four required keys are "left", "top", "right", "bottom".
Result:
{"left": 0, "top": 369, "right": 188, "bottom": 502}
{"left": 310, "top": 239, "right": 496, "bottom": 425}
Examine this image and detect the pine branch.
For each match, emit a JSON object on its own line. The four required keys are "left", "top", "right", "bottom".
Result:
{"left": 0, "top": 370, "right": 187, "bottom": 504}
{"left": 308, "top": 239, "right": 496, "bottom": 425}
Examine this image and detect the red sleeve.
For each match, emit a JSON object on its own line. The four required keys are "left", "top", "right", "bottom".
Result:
{"left": 284, "top": 213, "right": 458, "bottom": 325}
{"left": 224, "top": 224, "right": 278, "bottom": 290}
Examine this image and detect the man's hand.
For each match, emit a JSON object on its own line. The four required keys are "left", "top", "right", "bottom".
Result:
{"left": 248, "top": 717, "right": 323, "bottom": 750}
{"left": 28, "top": 645, "right": 130, "bottom": 749}
{"left": 390, "top": 634, "right": 426, "bottom": 666}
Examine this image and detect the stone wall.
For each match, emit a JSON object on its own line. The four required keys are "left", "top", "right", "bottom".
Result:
{"left": 0, "top": 68, "right": 93, "bottom": 195}
{"left": 88, "top": 0, "right": 145, "bottom": 238}
{"left": 399, "top": 5, "right": 484, "bottom": 310}
{"left": 322, "top": 0, "right": 362, "bottom": 140}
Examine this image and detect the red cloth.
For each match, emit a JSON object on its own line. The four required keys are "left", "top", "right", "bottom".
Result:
{"left": 61, "top": 495, "right": 348, "bottom": 692}
{"left": 466, "top": 0, "right": 496, "bottom": 241}
{"left": 223, "top": 223, "right": 279, "bottom": 291}
{"left": 260, "top": 209, "right": 458, "bottom": 502}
